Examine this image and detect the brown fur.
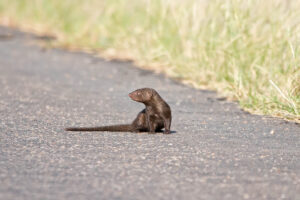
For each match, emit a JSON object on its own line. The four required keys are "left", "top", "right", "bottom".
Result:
{"left": 65, "top": 88, "right": 172, "bottom": 134}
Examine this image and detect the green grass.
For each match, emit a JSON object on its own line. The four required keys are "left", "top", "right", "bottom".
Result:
{"left": 0, "top": 0, "right": 299, "bottom": 122}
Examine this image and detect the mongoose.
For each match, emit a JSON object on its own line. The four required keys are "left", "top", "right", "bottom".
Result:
{"left": 65, "top": 88, "right": 172, "bottom": 134}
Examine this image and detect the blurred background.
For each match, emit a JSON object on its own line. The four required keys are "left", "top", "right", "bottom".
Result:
{"left": 0, "top": 0, "right": 299, "bottom": 122}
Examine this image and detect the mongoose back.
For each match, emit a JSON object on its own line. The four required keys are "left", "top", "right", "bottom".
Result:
{"left": 65, "top": 88, "right": 172, "bottom": 134}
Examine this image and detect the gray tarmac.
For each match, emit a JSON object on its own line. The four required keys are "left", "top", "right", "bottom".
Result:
{"left": 0, "top": 26, "right": 299, "bottom": 200}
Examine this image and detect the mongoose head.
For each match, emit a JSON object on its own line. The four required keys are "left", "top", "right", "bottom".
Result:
{"left": 129, "top": 88, "right": 156, "bottom": 103}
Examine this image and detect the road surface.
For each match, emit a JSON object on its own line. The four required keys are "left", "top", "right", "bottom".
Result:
{"left": 0, "top": 26, "right": 299, "bottom": 200}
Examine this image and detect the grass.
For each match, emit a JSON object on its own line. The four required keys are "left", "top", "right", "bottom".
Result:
{"left": 0, "top": 0, "right": 299, "bottom": 122}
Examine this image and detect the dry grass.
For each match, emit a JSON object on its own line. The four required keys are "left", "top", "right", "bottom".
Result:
{"left": 0, "top": 0, "right": 299, "bottom": 122}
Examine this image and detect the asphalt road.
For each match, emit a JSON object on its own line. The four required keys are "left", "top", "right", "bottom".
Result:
{"left": 0, "top": 26, "right": 299, "bottom": 200}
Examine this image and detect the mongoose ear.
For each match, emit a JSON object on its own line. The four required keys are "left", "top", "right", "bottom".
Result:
{"left": 150, "top": 88, "right": 155, "bottom": 98}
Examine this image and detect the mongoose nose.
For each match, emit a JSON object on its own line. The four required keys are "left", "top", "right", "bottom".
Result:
{"left": 128, "top": 92, "right": 136, "bottom": 101}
